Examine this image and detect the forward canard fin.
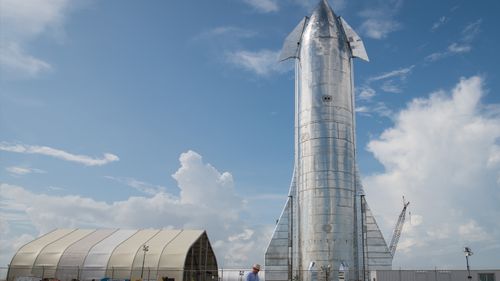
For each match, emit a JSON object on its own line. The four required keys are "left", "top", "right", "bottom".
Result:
{"left": 339, "top": 17, "right": 369, "bottom": 62}
{"left": 279, "top": 17, "right": 308, "bottom": 61}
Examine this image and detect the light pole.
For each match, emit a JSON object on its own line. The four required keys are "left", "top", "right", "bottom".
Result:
{"left": 141, "top": 244, "right": 149, "bottom": 280}
{"left": 464, "top": 246, "right": 473, "bottom": 280}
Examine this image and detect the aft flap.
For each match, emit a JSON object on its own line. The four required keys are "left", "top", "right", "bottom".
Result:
{"left": 362, "top": 197, "right": 393, "bottom": 269}
{"left": 340, "top": 17, "right": 369, "bottom": 62}
{"left": 265, "top": 169, "right": 298, "bottom": 281}
{"left": 279, "top": 17, "right": 308, "bottom": 61}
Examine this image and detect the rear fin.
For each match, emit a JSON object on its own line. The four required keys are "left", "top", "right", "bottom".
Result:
{"left": 355, "top": 167, "right": 392, "bottom": 269}
{"left": 279, "top": 17, "right": 308, "bottom": 61}
{"left": 265, "top": 170, "right": 297, "bottom": 281}
{"left": 362, "top": 197, "right": 393, "bottom": 269}
{"left": 339, "top": 17, "right": 369, "bottom": 62}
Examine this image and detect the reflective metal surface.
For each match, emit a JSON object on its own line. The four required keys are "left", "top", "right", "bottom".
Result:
{"left": 265, "top": 1, "right": 391, "bottom": 281}
{"left": 296, "top": 0, "right": 355, "bottom": 279}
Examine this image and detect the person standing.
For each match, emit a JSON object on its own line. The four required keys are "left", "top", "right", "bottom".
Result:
{"left": 246, "top": 264, "right": 261, "bottom": 281}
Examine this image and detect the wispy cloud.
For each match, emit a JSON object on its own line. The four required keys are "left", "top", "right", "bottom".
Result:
{"left": 6, "top": 166, "right": 46, "bottom": 176}
{"left": 462, "top": 19, "right": 482, "bottom": 41}
{"left": 0, "top": 0, "right": 74, "bottom": 79}
{"left": 47, "top": 186, "right": 65, "bottom": 191}
{"left": 357, "top": 86, "right": 376, "bottom": 101}
{"left": 381, "top": 80, "right": 404, "bottom": 94}
{"left": 356, "top": 66, "right": 414, "bottom": 117}
{"left": 368, "top": 65, "right": 415, "bottom": 82}
{"left": 366, "top": 65, "right": 415, "bottom": 94}
{"left": 431, "top": 16, "right": 449, "bottom": 31}
{"left": 359, "top": 19, "right": 401, "bottom": 40}
{"left": 355, "top": 106, "right": 370, "bottom": 113}
{"left": 194, "top": 26, "right": 257, "bottom": 41}
{"left": 226, "top": 49, "right": 292, "bottom": 76}
{"left": 447, "top": 42, "right": 472, "bottom": 53}
{"left": 426, "top": 19, "right": 482, "bottom": 62}
{"left": 0, "top": 142, "right": 119, "bottom": 166}
{"left": 242, "top": 0, "right": 279, "bottom": 13}
{"left": 430, "top": 4, "right": 462, "bottom": 32}
{"left": 356, "top": 102, "right": 393, "bottom": 118}
{"left": 358, "top": 0, "right": 403, "bottom": 39}
{"left": 0, "top": 43, "right": 52, "bottom": 78}
{"left": 105, "top": 176, "right": 166, "bottom": 195}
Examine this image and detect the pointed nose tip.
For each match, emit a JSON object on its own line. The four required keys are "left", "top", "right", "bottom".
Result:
{"left": 308, "top": 0, "right": 339, "bottom": 36}
{"left": 317, "top": 0, "right": 335, "bottom": 14}
{"left": 311, "top": 0, "right": 337, "bottom": 23}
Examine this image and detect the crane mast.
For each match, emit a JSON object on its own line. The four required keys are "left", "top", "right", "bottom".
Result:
{"left": 389, "top": 198, "right": 410, "bottom": 257}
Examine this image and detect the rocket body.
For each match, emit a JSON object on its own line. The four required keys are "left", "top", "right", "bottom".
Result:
{"left": 295, "top": 0, "right": 356, "bottom": 274}
{"left": 265, "top": 1, "right": 385, "bottom": 281}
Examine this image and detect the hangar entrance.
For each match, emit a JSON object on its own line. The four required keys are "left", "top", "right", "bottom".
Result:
{"left": 182, "top": 232, "right": 218, "bottom": 281}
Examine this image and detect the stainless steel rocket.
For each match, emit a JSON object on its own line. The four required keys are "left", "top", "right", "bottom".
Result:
{"left": 265, "top": 1, "right": 392, "bottom": 281}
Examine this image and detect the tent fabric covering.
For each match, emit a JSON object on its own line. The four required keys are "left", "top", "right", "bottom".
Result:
{"left": 7, "top": 229, "right": 218, "bottom": 281}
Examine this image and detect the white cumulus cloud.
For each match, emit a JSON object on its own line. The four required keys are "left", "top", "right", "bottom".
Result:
{"left": 0, "top": 151, "right": 270, "bottom": 268}
{"left": 363, "top": 76, "right": 500, "bottom": 267}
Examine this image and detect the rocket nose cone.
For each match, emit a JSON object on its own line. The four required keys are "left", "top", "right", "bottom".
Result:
{"left": 312, "top": 0, "right": 337, "bottom": 19}
{"left": 309, "top": 0, "right": 339, "bottom": 37}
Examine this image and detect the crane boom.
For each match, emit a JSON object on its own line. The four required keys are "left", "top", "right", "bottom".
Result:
{"left": 389, "top": 199, "right": 410, "bottom": 257}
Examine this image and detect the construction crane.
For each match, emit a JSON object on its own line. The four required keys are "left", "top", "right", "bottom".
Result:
{"left": 389, "top": 197, "right": 410, "bottom": 257}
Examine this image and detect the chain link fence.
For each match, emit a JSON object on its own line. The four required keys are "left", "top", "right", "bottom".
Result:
{"left": 0, "top": 267, "right": 498, "bottom": 281}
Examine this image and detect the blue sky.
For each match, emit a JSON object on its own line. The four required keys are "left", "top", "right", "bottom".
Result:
{"left": 1, "top": 0, "right": 500, "bottom": 271}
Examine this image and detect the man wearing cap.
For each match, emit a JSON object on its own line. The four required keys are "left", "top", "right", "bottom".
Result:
{"left": 246, "top": 264, "right": 261, "bottom": 281}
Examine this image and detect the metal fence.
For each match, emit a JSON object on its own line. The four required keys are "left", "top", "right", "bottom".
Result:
{"left": 374, "top": 269, "right": 499, "bottom": 281}
{"left": 0, "top": 267, "right": 498, "bottom": 281}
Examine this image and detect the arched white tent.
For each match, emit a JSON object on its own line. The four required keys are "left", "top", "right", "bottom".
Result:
{"left": 7, "top": 229, "right": 218, "bottom": 281}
